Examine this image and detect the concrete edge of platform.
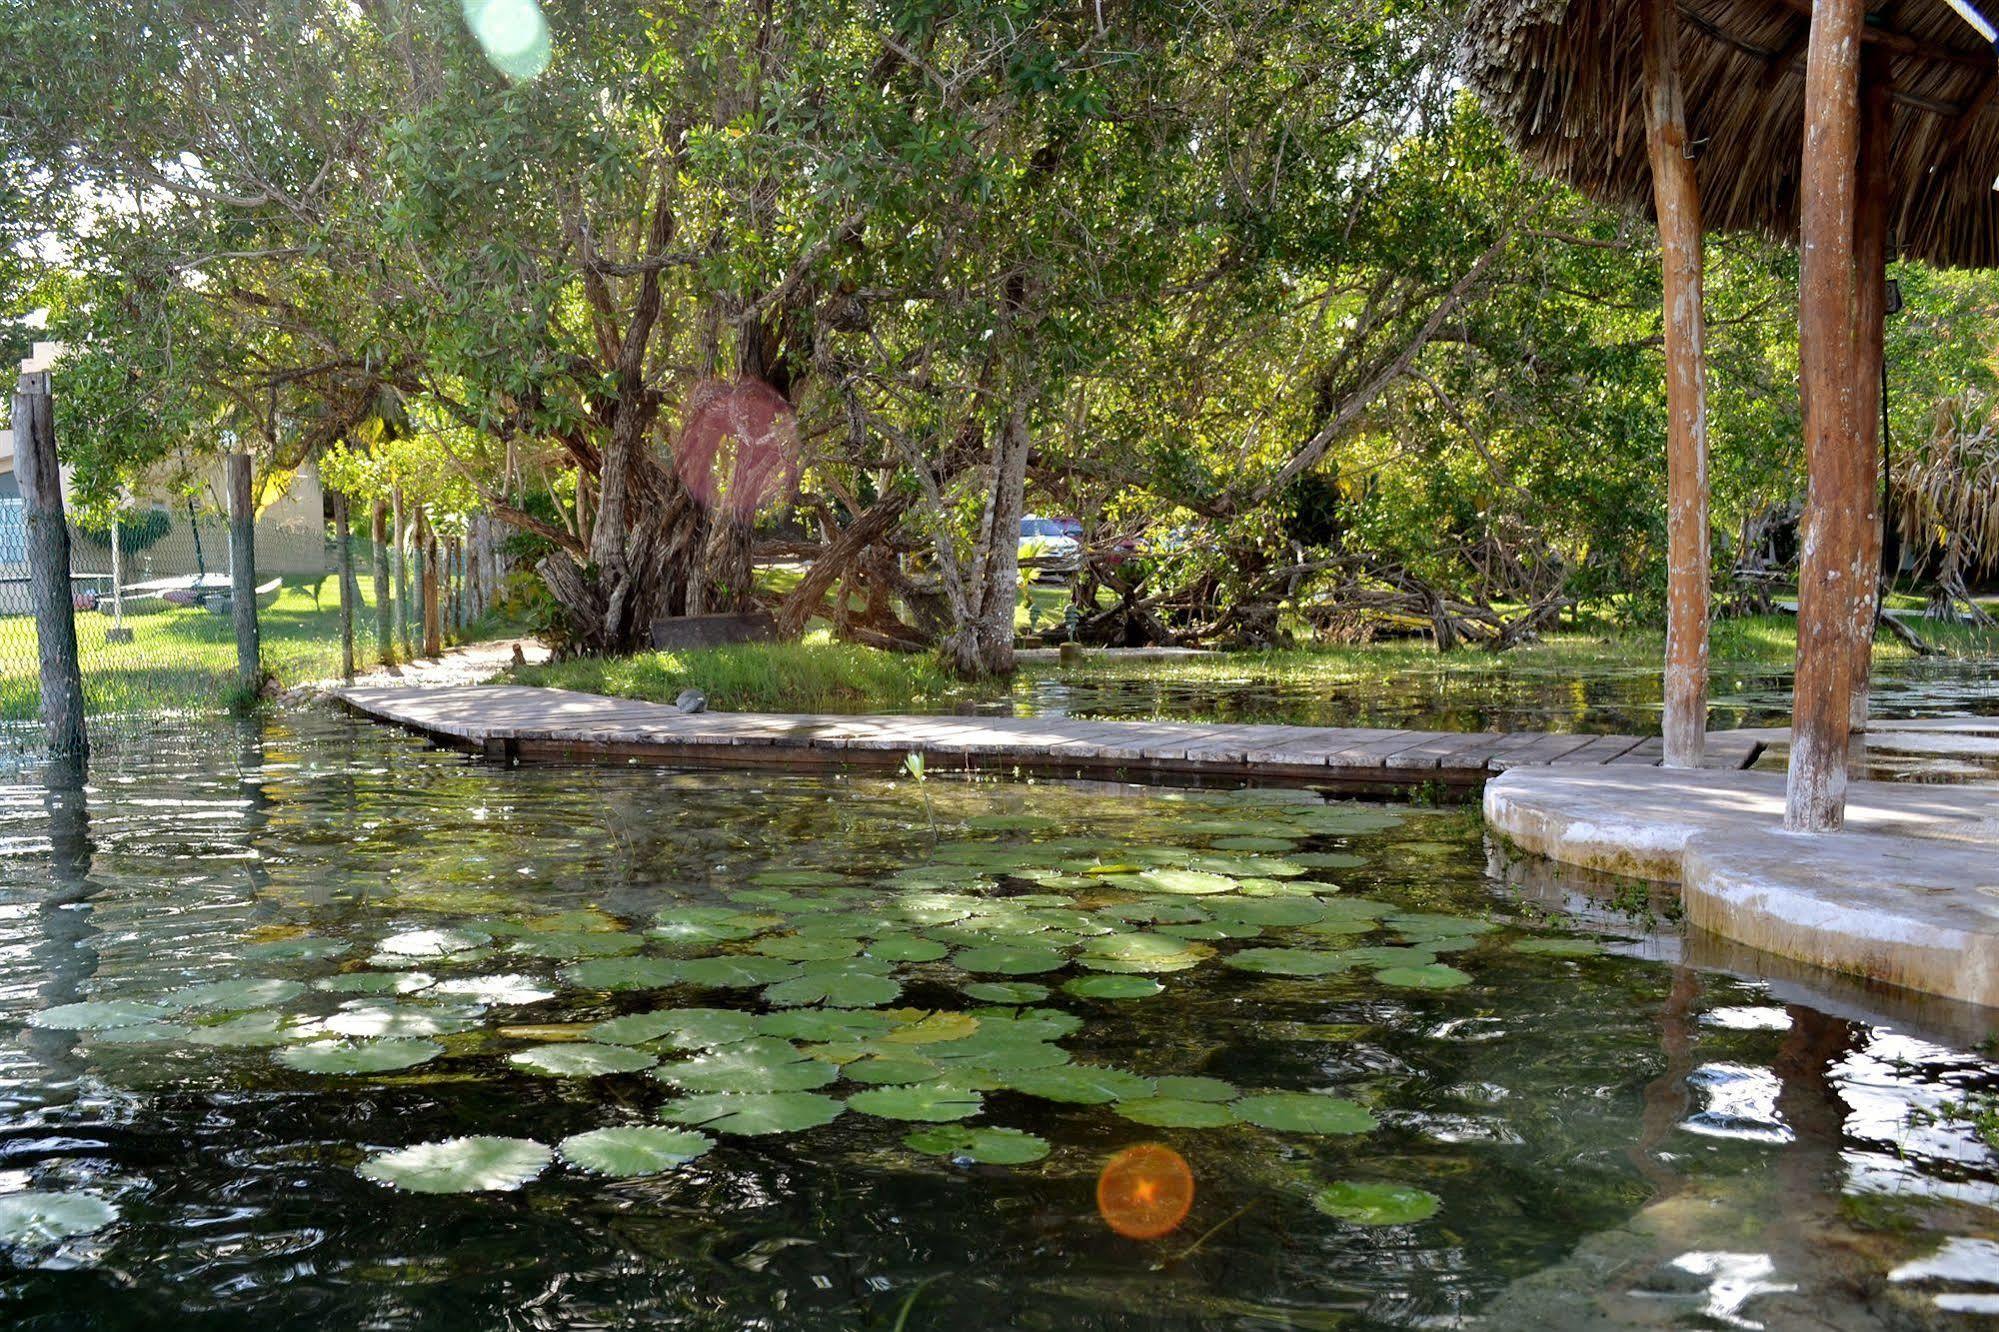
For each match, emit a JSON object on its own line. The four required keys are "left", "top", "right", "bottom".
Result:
{"left": 1483, "top": 765, "right": 1999, "bottom": 1010}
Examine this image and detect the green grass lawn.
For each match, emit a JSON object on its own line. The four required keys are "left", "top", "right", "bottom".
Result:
{"left": 0, "top": 573, "right": 502, "bottom": 720}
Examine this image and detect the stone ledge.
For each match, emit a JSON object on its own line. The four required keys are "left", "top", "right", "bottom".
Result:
{"left": 1483, "top": 765, "right": 1999, "bottom": 1008}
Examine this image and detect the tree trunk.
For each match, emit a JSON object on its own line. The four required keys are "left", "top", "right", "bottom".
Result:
{"left": 942, "top": 394, "right": 1031, "bottom": 679}
{"left": 775, "top": 493, "right": 914, "bottom": 639}
{"left": 372, "top": 500, "right": 393, "bottom": 664}
{"left": 1845, "top": 47, "right": 1891, "bottom": 742}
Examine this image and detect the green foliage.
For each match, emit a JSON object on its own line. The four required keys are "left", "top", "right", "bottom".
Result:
{"left": 510, "top": 639, "right": 988, "bottom": 714}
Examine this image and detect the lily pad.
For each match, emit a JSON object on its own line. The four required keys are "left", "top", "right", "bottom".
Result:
{"left": 1132, "top": 868, "right": 1237, "bottom": 896}
{"left": 507, "top": 932, "right": 642, "bottom": 960}
{"left": 1373, "top": 963, "right": 1472, "bottom": 990}
{"left": 1207, "top": 898, "right": 1327, "bottom": 928}
{"left": 1063, "top": 975, "right": 1164, "bottom": 1000}
{"left": 0, "top": 1191, "right": 118, "bottom": 1245}
{"left": 763, "top": 969, "right": 902, "bottom": 1009}
{"left": 431, "top": 974, "right": 556, "bottom": 1005}
{"left": 866, "top": 934, "right": 949, "bottom": 963}
{"left": 510, "top": 1043, "right": 658, "bottom": 1077}
{"left": 660, "top": 1091, "right": 845, "bottom": 1136}
{"left": 28, "top": 1000, "right": 169, "bottom": 1031}
{"left": 321, "top": 1004, "right": 477, "bottom": 1039}
{"left": 881, "top": 1011, "right": 981, "bottom": 1045}
{"left": 1223, "top": 948, "right": 1353, "bottom": 977}
{"left": 243, "top": 937, "right": 349, "bottom": 962}
{"left": 847, "top": 1083, "right": 983, "bottom": 1122}
{"left": 558, "top": 1127, "right": 712, "bottom": 1177}
{"left": 842, "top": 1054, "right": 941, "bottom": 1085}
{"left": 590, "top": 1007, "right": 757, "bottom": 1048}
{"left": 562, "top": 957, "right": 684, "bottom": 991}
{"left": 1114, "top": 1097, "right": 1237, "bottom": 1128}
{"left": 961, "top": 981, "right": 1050, "bottom": 1004}
{"left": 1099, "top": 901, "right": 1211, "bottom": 925}
{"left": 1152, "top": 1075, "right": 1238, "bottom": 1102}
{"left": 649, "top": 908, "right": 772, "bottom": 947}
{"left": 1232, "top": 1092, "right": 1377, "bottom": 1135}
{"left": 376, "top": 927, "right": 492, "bottom": 959}
{"left": 166, "top": 978, "right": 306, "bottom": 1011}
{"left": 1077, "top": 933, "right": 1211, "bottom": 973}
{"left": 1311, "top": 1180, "right": 1440, "bottom": 1225}
{"left": 187, "top": 1012, "right": 306, "bottom": 1046}
{"left": 758, "top": 1009, "right": 897, "bottom": 1042}
{"left": 277, "top": 1038, "right": 443, "bottom": 1075}
{"left": 676, "top": 955, "right": 801, "bottom": 989}
{"left": 657, "top": 1038, "right": 837, "bottom": 1093}
{"left": 904, "top": 1125, "right": 1049, "bottom": 1165}
{"left": 358, "top": 1136, "right": 551, "bottom": 1193}
{"left": 950, "top": 945, "right": 1067, "bottom": 976}
{"left": 997, "top": 1065, "right": 1155, "bottom": 1105}
{"left": 315, "top": 971, "right": 435, "bottom": 995}
{"left": 752, "top": 934, "right": 863, "bottom": 962}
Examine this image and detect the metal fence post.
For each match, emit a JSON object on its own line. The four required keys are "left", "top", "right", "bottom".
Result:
{"left": 227, "top": 452, "right": 260, "bottom": 697}
{"left": 371, "top": 500, "right": 392, "bottom": 663}
{"left": 16, "top": 370, "right": 88, "bottom": 758}
{"left": 334, "top": 490, "right": 355, "bottom": 680}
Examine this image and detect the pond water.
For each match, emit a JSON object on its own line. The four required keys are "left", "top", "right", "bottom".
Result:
{"left": 1008, "top": 655, "right": 1999, "bottom": 736}
{"left": 1, "top": 714, "right": 1994, "bottom": 1329}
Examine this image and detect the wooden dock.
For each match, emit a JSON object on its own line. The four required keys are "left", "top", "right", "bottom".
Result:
{"left": 336, "top": 684, "right": 1764, "bottom": 795}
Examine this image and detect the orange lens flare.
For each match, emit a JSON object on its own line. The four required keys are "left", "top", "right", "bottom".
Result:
{"left": 1096, "top": 1143, "right": 1194, "bottom": 1240}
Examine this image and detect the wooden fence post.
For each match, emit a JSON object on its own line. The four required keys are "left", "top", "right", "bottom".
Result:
{"left": 334, "top": 490, "right": 355, "bottom": 681}
{"left": 1784, "top": 0, "right": 1866, "bottom": 833}
{"left": 1642, "top": 0, "right": 1711, "bottom": 768}
{"left": 15, "top": 369, "right": 88, "bottom": 758}
{"left": 228, "top": 452, "right": 261, "bottom": 698}
{"left": 421, "top": 514, "right": 442, "bottom": 658}
{"left": 372, "top": 500, "right": 393, "bottom": 664}
{"left": 392, "top": 488, "right": 412, "bottom": 661}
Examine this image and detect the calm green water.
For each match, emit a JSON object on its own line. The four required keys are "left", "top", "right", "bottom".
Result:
{"left": 0, "top": 714, "right": 1994, "bottom": 1329}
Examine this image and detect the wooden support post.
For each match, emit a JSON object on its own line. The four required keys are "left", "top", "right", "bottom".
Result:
{"left": 392, "top": 489, "right": 412, "bottom": 661}
{"left": 334, "top": 490, "right": 355, "bottom": 681}
{"left": 1642, "top": 0, "right": 1712, "bottom": 768}
{"left": 1846, "top": 48, "right": 1892, "bottom": 742}
{"left": 15, "top": 370, "right": 87, "bottom": 758}
{"left": 1785, "top": 0, "right": 1868, "bottom": 833}
{"left": 227, "top": 453, "right": 261, "bottom": 699}
{"left": 421, "top": 513, "right": 442, "bottom": 658}
{"left": 372, "top": 500, "right": 393, "bottom": 664}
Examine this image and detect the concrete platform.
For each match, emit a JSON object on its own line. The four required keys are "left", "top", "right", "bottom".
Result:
{"left": 1483, "top": 766, "right": 1999, "bottom": 1008}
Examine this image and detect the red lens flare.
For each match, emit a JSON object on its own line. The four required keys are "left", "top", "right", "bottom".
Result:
{"left": 1096, "top": 1143, "right": 1194, "bottom": 1240}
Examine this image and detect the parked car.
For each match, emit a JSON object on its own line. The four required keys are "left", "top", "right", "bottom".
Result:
{"left": 1018, "top": 515, "right": 1081, "bottom": 577}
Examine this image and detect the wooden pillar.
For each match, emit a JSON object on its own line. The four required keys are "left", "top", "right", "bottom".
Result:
{"left": 392, "top": 489, "right": 412, "bottom": 660}
{"left": 334, "top": 490, "right": 355, "bottom": 681}
{"left": 1785, "top": 0, "right": 1868, "bottom": 833}
{"left": 15, "top": 370, "right": 87, "bottom": 758}
{"left": 1846, "top": 48, "right": 1892, "bottom": 741}
{"left": 1642, "top": 0, "right": 1711, "bottom": 768}
{"left": 227, "top": 453, "right": 261, "bottom": 698}
{"left": 371, "top": 500, "right": 393, "bottom": 663}
{"left": 421, "top": 513, "right": 442, "bottom": 658}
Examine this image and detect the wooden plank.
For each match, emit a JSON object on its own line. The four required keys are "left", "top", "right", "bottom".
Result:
{"left": 1487, "top": 732, "right": 1602, "bottom": 769}
{"left": 1608, "top": 736, "right": 1667, "bottom": 766}
{"left": 1559, "top": 734, "right": 1650, "bottom": 765}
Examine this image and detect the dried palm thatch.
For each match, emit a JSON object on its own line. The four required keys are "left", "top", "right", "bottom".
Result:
{"left": 1894, "top": 390, "right": 1999, "bottom": 620}
{"left": 1462, "top": 0, "right": 1999, "bottom": 268}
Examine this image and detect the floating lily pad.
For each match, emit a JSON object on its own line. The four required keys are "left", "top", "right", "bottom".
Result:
{"left": 1232, "top": 1092, "right": 1376, "bottom": 1135}
{"left": 376, "top": 927, "right": 492, "bottom": 959}
{"left": 88, "top": 1022, "right": 194, "bottom": 1044}
{"left": 1132, "top": 868, "right": 1236, "bottom": 896}
{"left": 1223, "top": 948, "right": 1353, "bottom": 977}
{"left": 758, "top": 1009, "right": 896, "bottom": 1042}
{"left": 842, "top": 1054, "right": 941, "bottom": 1085}
{"left": 277, "top": 1038, "right": 443, "bottom": 1075}
{"left": 511, "top": 1043, "right": 658, "bottom": 1077}
{"left": 752, "top": 934, "right": 863, "bottom": 962}
{"left": 847, "top": 1083, "right": 983, "bottom": 1122}
{"left": 321, "top": 1004, "right": 477, "bottom": 1040}
{"left": 649, "top": 908, "right": 772, "bottom": 947}
{"left": 961, "top": 981, "right": 1050, "bottom": 1004}
{"left": 315, "top": 971, "right": 435, "bottom": 995}
{"left": 1063, "top": 975, "right": 1164, "bottom": 1000}
{"left": 1290, "top": 851, "right": 1369, "bottom": 870}
{"left": 658, "top": 1038, "right": 837, "bottom": 1093}
{"left": 950, "top": 945, "right": 1067, "bottom": 976}
{"left": 28, "top": 1000, "right": 170, "bottom": 1031}
{"left": 562, "top": 957, "right": 684, "bottom": 991}
{"left": 1152, "top": 1075, "right": 1238, "bottom": 1102}
{"left": 507, "top": 932, "right": 642, "bottom": 960}
{"left": 1330, "top": 945, "right": 1437, "bottom": 969}
{"left": 997, "top": 1065, "right": 1155, "bottom": 1105}
{"left": 904, "top": 1125, "right": 1049, "bottom": 1165}
{"left": 866, "top": 934, "right": 948, "bottom": 963}
{"left": 881, "top": 1011, "right": 981, "bottom": 1045}
{"left": 591, "top": 1007, "right": 757, "bottom": 1048}
{"left": 1511, "top": 937, "right": 1606, "bottom": 957}
{"left": 1208, "top": 898, "right": 1327, "bottom": 928}
{"left": 1373, "top": 964, "right": 1472, "bottom": 990}
{"left": 359, "top": 1136, "right": 551, "bottom": 1193}
{"left": 1189, "top": 855, "right": 1304, "bottom": 878}
{"left": 431, "top": 974, "right": 556, "bottom": 1005}
{"left": 763, "top": 969, "right": 901, "bottom": 1009}
{"left": 187, "top": 1012, "right": 305, "bottom": 1046}
{"left": 0, "top": 1191, "right": 118, "bottom": 1245}
{"left": 1311, "top": 1180, "right": 1440, "bottom": 1225}
{"left": 1208, "top": 835, "right": 1299, "bottom": 852}
{"left": 1099, "top": 901, "right": 1211, "bottom": 925}
{"left": 558, "top": 1127, "right": 712, "bottom": 1177}
{"left": 676, "top": 956, "right": 801, "bottom": 989}
{"left": 937, "top": 1037, "right": 1071, "bottom": 1072}
{"left": 1077, "top": 933, "right": 1211, "bottom": 973}
{"left": 660, "top": 1091, "right": 845, "bottom": 1135}
{"left": 243, "top": 937, "right": 349, "bottom": 962}
{"left": 1115, "top": 1097, "right": 1237, "bottom": 1128}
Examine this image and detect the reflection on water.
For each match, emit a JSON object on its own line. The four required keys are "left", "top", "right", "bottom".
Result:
{"left": 0, "top": 714, "right": 1990, "bottom": 1330}
{"left": 1004, "top": 656, "right": 1999, "bottom": 737}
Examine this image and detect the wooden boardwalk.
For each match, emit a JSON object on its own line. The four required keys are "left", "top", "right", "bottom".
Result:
{"left": 337, "top": 684, "right": 1764, "bottom": 795}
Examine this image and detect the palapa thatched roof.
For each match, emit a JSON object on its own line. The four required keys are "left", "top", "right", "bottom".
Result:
{"left": 1463, "top": 0, "right": 1999, "bottom": 268}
